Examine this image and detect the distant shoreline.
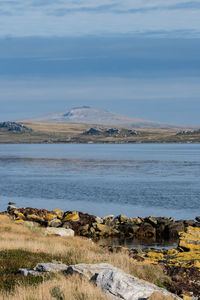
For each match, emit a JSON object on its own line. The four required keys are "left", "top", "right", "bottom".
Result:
{"left": 0, "top": 121, "right": 200, "bottom": 144}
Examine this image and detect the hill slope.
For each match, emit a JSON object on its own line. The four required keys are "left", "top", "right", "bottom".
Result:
{"left": 26, "top": 106, "right": 175, "bottom": 128}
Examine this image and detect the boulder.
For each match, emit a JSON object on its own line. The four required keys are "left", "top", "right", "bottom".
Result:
{"left": 45, "top": 213, "right": 56, "bottom": 221}
{"left": 65, "top": 263, "right": 180, "bottom": 300}
{"left": 138, "top": 222, "right": 156, "bottom": 238}
{"left": 93, "top": 223, "right": 113, "bottom": 236}
{"left": 48, "top": 219, "right": 62, "bottom": 227}
{"left": 45, "top": 227, "right": 74, "bottom": 237}
{"left": 114, "top": 214, "right": 128, "bottom": 224}
{"left": 195, "top": 216, "right": 200, "bottom": 223}
{"left": 96, "top": 267, "right": 180, "bottom": 300}
{"left": 26, "top": 214, "right": 44, "bottom": 224}
{"left": 35, "top": 262, "right": 67, "bottom": 272}
{"left": 20, "top": 262, "right": 67, "bottom": 276}
{"left": 165, "top": 222, "right": 185, "bottom": 238}
{"left": 63, "top": 212, "right": 80, "bottom": 222}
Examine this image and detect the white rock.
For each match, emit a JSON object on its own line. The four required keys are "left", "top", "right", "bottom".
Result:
{"left": 35, "top": 262, "right": 67, "bottom": 272}
{"left": 65, "top": 263, "right": 180, "bottom": 300}
{"left": 19, "top": 269, "right": 42, "bottom": 276}
{"left": 45, "top": 227, "right": 74, "bottom": 237}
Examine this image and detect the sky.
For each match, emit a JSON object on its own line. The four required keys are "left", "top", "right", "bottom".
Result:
{"left": 0, "top": 0, "right": 200, "bottom": 125}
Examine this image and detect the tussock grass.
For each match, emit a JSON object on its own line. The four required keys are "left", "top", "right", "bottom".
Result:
{"left": 2, "top": 274, "right": 107, "bottom": 300}
{"left": 0, "top": 215, "right": 168, "bottom": 299}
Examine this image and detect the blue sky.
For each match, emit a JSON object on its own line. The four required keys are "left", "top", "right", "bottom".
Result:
{"left": 0, "top": 0, "right": 200, "bottom": 125}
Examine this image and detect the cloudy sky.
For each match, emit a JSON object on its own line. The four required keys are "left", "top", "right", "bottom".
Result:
{"left": 0, "top": 0, "right": 200, "bottom": 125}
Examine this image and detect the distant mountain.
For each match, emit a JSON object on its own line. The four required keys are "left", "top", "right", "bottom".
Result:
{"left": 25, "top": 106, "right": 178, "bottom": 128}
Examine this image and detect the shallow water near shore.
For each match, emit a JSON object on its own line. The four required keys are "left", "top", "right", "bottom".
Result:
{"left": 0, "top": 144, "right": 200, "bottom": 222}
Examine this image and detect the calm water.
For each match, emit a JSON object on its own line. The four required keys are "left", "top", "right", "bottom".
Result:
{"left": 0, "top": 144, "right": 200, "bottom": 220}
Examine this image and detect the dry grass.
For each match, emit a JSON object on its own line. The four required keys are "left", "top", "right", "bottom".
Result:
{"left": 2, "top": 121, "right": 199, "bottom": 143}
{"left": 1, "top": 274, "right": 107, "bottom": 300}
{"left": 0, "top": 215, "right": 168, "bottom": 299}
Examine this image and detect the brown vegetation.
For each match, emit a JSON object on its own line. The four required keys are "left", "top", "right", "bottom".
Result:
{"left": 0, "top": 215, "right": 168, "bottom": 299}
{"left": 0, "top": 121, "right": 199, "bottom": 143}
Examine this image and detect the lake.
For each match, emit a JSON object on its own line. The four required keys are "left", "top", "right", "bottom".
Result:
{"left": 0, "top": 144, "right": 199, "bottom": 220}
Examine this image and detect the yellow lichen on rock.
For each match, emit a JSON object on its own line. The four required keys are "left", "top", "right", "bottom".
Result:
{"left": 14, "top": 219, "right": 24, "bottom": 224}
{"left": 63, "top": 212, "right": 79, "bottom": 222}
{"left": 45, "top": 213, "right": 56, "bottom": 221}
{"left": 16, "top": 212, "right": 25, "bottom": 219}
{"left": 133, "top": 226, "right": 200, "bottom": 269}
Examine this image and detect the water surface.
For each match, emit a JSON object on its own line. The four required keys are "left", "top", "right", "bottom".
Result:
{"left": 0, "top": 144, "right": 199, "bottom": 220}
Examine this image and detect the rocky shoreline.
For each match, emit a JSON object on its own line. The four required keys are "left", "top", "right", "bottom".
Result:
{"left": 1, "top": 205, "right": 200, "bottom": 299}
{"left": 2, "top": 205, "right": 200, "bottom": 240}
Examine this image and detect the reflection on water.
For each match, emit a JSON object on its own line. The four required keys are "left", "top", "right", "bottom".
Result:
{"left": 0, "top": 144, "right": 199, "bottom": 220}
{"left": 96, "top": 237, "right": 178, "bottom": 250}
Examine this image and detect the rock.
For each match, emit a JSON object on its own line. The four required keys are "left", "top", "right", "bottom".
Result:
{"left": 65, "top": 263, "right": 180, "bottom": 300}
{"left": 118, "top": 224, "right": 140, "bottom": 237}
{"left": 145, "top": 216, "right": 158, "bottom": 226}
{"left": 79, "top": 224, "right": 90, "bottom": 235}
{"left": 82, "top": 128, "right": 103, "bottom": 135}
{"left": 195, "top": 217, "right": 200, "bottom": 223}
{"left": 26, "top": 214, "right": 44, "bottom": 224}
{"left": 114, "top": 214, "right": 128, "bottom": 224}
{"left": 7, "top": 205, "right": 16, "bottom": 211}
{"left": 63, "top": 212, "right": 80, "bottom": 222}
{"left": 48, "top": 219, "right": 62, "bottom": 227}
{"left": 20, "top": 262, "right": 67, "bottom": 276}
{"left": 19, "top": 269, "right": 42, "bottom": 276}
{"left": 93, "top": 223, "right": 113, "bottom": 236}
{"left": 106, "top": 128, "right": 120, "bottom": 135}
{"left": 165, "top": 222, "right": 185, "bottom": 238}
{"left": 0, "top": 121, "right": 33, "bottom": 133}
{"left": 53, "top": 209, "right": 64, "bottom": 218}
{"left": 138, "top": 222, "right": 156, "bottom": 238}
{"left": 45, "top": 213, "right": 56, "bottom": 221}
{"left": 148, "top": 291, "right": 177, "bottom": 300}
{"left": 184, "top": 220, "right": 196, "bottom": 227}
{"left": 45, "top": 227, "right": 74, "bottom": 237}
{"left": 103, "top": 215, "right": 114, "bottom": 222}
{"left": 96, "top": 268, "right": 180, "bottom": 300}
{"left": 35, "top": 262, "right": 67, "bottom": 272}
{"left": 14, "top": 219, "right": 24, "bottom": 224}
{"left": 95, "top": 216, "right": 103, "bottom": 224}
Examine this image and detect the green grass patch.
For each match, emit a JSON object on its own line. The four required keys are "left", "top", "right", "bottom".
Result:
{"left": 0, "top": 249, "right": 74, "bottom": 292}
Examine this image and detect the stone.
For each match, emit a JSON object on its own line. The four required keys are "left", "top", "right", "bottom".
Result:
{"left": 138, "top": 222, "right": 156, "bottom": 238}
{"left": 96, "top": 267, "right": 180, "bottom": 300}
{"left": 65, "top": 263, "right": 180, "bottom": 300}
{"left": 166, "top": 222, "right": 185, "bottom": 238}
{"left": 45, "top": 227, "right": 74, "bottom": 237}
{"left": 53, "top": 209, "right": 64, "bottom": 219}
{"left": 114, "top": 214, "right": 128, "bottom": 223}
{"left": 63, "top": 212, "right": 80, "bottom": 222}
{"left": 45, "top": 213, "right": 56, "bottom": 221}
{"left": 35, "top": 262, "right": 67, "bottom": 273}
{"left": 14, "top": 219, "right": 24, "bottom": 224}
{"left": 15, "top": 212, "right": 25, "bottom": 219}
{"left": 79, "top": 224, "right": 90, "bottom": 235}
{"left": 145, "top": 216, "right": 158, "bottom": 226}
{"left": 195, "top": 217, "right": 200, "bottom": 223}
{"left": 26, "top": 214, "right": 44, "bottom": 223}
{"left": 20, "top": 269, "right": 42, "bottom": 276}
{"left": 95, "top": 216, "right": 103, "bottom": 224}
{"left": 48, "top": 219, "right": 62, "bottom": 227}
{"left": 20, "top": 262, "right": 67, "bottom": 276}
{"left": 93, "top": 223, "right": 112, "bottom": 236}
{"left": 103, "top": 215, "right": 114, "bottom": 222}
{"left": 65, "top": 263, "right": 113, "bottom": 280}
